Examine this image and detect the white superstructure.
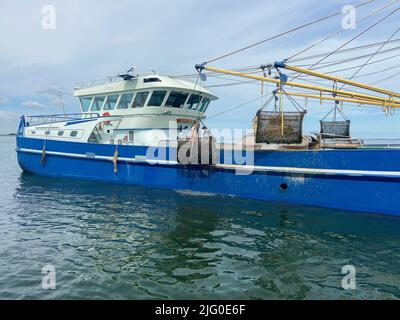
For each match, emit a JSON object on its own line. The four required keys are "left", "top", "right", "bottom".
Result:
{"left": 22, "top": 71, "right": 218, "bottom": 146}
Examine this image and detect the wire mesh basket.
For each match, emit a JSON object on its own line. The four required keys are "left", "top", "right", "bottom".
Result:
{"left": 320, "top": 120, "right": 351, "bottom": 138}
{"left": 255, "top": 110, "right": 306, "bottom": 144}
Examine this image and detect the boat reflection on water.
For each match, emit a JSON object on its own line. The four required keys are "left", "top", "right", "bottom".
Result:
{"left": 7, "top": 172, "right": 400, "bottom": 299}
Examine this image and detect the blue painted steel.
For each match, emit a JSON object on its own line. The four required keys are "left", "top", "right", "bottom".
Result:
{"left": 17, "top": 137, "right": 175, "bottom": 161}
{"left": 15, "top": 137, "right": 400, "bottom": 216}
{"left": 221, "top": 149, "right": 400, "bottom": 171}
{"left": 279, "top": 73, "right": 288, "bottom": 83}
{"left": 274, "top": 61, "right": 287, "bottom": 68}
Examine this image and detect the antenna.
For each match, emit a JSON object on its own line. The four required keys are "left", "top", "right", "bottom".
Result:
{"left": 127, "top": 66, "right": 136, "bottom": 75}
{"left": 58, "top": 91, "right": 66, "bottom": 117}
{"left": 118, "top": 66, "right": 136, "bottom": 81}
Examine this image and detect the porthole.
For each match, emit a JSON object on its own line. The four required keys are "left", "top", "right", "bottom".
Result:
{"left": 280, "top": 183, "right": 288, "bottom": 191}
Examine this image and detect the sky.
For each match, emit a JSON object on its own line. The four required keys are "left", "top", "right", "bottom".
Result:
{"left": 0, "top": 0, "right": 400, "bottom": 138}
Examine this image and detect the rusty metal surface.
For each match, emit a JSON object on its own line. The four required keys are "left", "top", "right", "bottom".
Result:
{"left": 320, "top": 120, "right": 351, "bottom": 138}
{"left": 255, "top": 111, "right": 306, "bottom": 144}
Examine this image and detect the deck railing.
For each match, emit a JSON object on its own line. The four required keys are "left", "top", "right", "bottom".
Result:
{"left": 24, "top": 113, "right": 100, "bottom": 127}
{"left": 74, "top": 72, "right": 159, "bottom": 90}
{"left": 74, "top": 77, "right": 123, "bottom": 90}
{"left": 362, "top": 139, "right": 400, "bottom": 149}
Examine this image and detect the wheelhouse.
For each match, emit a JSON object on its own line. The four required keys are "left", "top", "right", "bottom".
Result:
{"left": 74, "top": 73, "right": 217, "bottom": 117}
{"left": 78, "top": 88, "right": 213, "bottom": 114}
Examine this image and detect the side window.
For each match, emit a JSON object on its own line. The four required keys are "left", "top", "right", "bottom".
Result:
{"left": 165, "top": 91, "right": 189, "bottom": 108}
{"left": 200, "top": 98, "right": 211, "bottom": 112}
{"left": 80, "top": 97, "right": 92, "bottom": 112}
{"left": 147, "top": 91, "right": 167, "bottom": 107}
{"left": 117, "top": 93, "right": 134, "bottom": 109}
{"left": 186, "top": 94, "right": 202, "bottom": 110}
{"left": 103, "top": 95, "right": 119, "bottom": 110}
{"left": 58, "top": 131, "right": 64, "bottom": 136}
{"left": 132, "top": 92, "right": 149, "bottom": 108}
{"left": 91, "top": 96, "right": 105, "bottom": 111}
{"left": 70, "top": 131, "right": 78, "bottom": 137}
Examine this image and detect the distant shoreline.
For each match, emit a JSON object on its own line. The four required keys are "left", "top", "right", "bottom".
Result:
{"left": 0, "top": 133, "right": 16, "bottom": 137}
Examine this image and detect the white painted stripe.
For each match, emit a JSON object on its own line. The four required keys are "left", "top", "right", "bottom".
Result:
{"left": 16, "top": 147, "right": 178, "bottom": 166}
{"left": 215, "top": 163, "right": 400, "bottom": 178}
{"left": 16, "top": 147, "right": 400, "bottom": 178}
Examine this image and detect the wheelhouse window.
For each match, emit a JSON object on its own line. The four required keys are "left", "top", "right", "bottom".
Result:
{"left": 103, "top": 95, "right": 119, "bottom": 110}
{"left": 117, "top": 93, "right": 134, "bottom": 109}
{"left": 147, "top": 90, "right": 167, "bottom": 107}
{"left": 186, "top": 94, "right": 202, "bottom": 110}
{"left": 91, "top": 96, "right": 105, "bottom": 111}
{"left": 80, "top": 97, "right": 92, "bottom": 112}
{"left": 199, "top": 98, "right": 211, "bottom": 112}
{"left": 143, "top": 77, "right": 162, "bottom": 83}
{"left": 132, "top": 92, "right": 149, "bottom": 108}
{"left": 165, "top": 91, "right": 189, "bottom": 108}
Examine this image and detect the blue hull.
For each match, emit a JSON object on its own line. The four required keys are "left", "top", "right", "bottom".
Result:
{"left": 16, "top": 137, "right": 400, "bottom": 216}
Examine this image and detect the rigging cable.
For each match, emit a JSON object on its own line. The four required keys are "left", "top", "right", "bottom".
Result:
{"left": 178, "top": 40, "right": 400, "bottom": 80}
{"left": 286, "top": 0, "right": 399, "bottom": 62}
{"left": 295, "top": 45, "right": 400, "bottom": 68}
{"left": 351, "top": 64, "right": 400, "bottom": 79}
{"left": 289, "top": 38, "right": 400, "bottom": 63}
{"left": 289, "top": 5, "right": 400, "bottom": 81}
{"left": 281, "top": 88, "right": 305, "bottom": 112}
{"left": 301, "top": 51, "right": 400, "bottom": 74}
{"left": 207, "top": 94, "right": 273, "bottom": 120}
{"left": 370, "top": 70, "right": 400, "bottom": 85}
{"left": 221, "top": 38, "right": 400, "bottom": 72}
{"left": 339, "top": 25, "right": 400, "bottom": 89}
{"left": 205, "top": 0, "right": 376, "bottom": 63}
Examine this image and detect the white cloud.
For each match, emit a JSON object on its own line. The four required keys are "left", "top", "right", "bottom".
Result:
{"left": 0, "top": 97, "right": 9, "bottom": 104}
{"left": 21, "top": 100, "right": 48, "bottom": 109}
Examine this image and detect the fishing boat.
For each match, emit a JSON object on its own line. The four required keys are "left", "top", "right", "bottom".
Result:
{"left": 15, "top": 3, "right": 400, "bottom": 216}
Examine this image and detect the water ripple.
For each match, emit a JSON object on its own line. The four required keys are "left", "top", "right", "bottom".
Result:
{"left": 0, "top": 137, "right": 399, "bottom": 299}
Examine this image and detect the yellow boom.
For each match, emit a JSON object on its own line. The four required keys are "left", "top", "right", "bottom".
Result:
{"left": 275, "top": 62, "right": 400, "bottom": 98}
{"left": 197, "top": 64, "right": 400, "bottom": 108}
{"left": 278, "top": 91, "right": 400, "bottom": 108}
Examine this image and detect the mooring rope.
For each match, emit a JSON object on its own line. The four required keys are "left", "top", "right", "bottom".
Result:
{"left": 113, "top": 145, "right": 119, "bottom": 174}
{"left": 41, "top": 139, "right": 47, "bottom": 166}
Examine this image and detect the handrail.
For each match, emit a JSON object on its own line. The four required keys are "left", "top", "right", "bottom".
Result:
{"left": 74, "top": 77, "right": 122, "bottom": 90}
{"left": 25, "top": 113, "right": 100, "bottom": 126}
{"left": 73, "top": 72, "right": 164, "bottom": 90}
{"left": 26, "top": 113, "right": 99, "bottom": 119}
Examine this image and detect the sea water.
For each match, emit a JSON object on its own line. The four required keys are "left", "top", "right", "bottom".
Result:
{"left": 0, "top": 136, "right": 399, "bottom": 299}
